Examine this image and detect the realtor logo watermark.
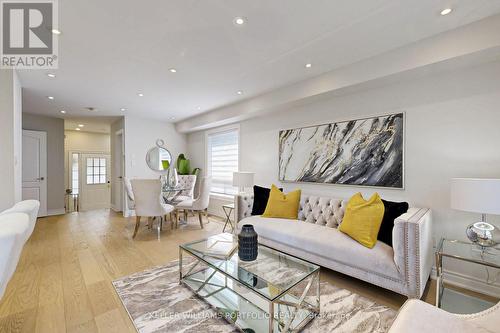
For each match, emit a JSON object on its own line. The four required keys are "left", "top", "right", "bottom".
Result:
{"left": 1, "top": 0, "right": 58, "bottom": 68}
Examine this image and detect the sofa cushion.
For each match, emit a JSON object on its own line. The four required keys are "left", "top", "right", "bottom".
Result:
{"left": 339, "top": 193, "right": 385, "bottom": 248}
{"left": 379, "top": 200, "right": 409, "bottom": 247}
{"left": 240, "top": 215, "right": 402, "bottom": 281}
{"left": 262, "top": 185, "right": 301, "bottom": 219}
{"left": 251, "top": 185, "right": 282, "bottom": 216}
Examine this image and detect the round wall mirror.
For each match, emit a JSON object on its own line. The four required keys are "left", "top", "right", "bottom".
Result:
{"left": 146, "top": 146, "right": 172, "bottom": 172}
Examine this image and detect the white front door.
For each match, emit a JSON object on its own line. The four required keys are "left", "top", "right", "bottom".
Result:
{"left": 80, "top": 154, "right": 111, "bottom": 211}
{"left": 22, "top": 130, "right": 48, "bottom": 217}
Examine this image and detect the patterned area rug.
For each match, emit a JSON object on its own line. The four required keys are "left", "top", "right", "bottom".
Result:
{"left": 112, "top": 261, "right": 396, "bottom": 333}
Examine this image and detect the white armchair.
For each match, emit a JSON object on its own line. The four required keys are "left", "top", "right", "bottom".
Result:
{"left": 0, "top": 213, "right": 30, "bottom": 299}
{"left": 175, "top": 177, "right": 211, "bottom": 229}
{"left": 389, "top": 299, "right": 500, "bottom": 332}
{"left": 130, "top": 179, "right": 174, "bottom": 238}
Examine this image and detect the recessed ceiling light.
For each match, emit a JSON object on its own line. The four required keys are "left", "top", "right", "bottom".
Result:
{"left": 60, "top": 110, "right": 66, "bottom": 114}
{"left": 52, "top": 29, "right": 61, "bottom": 35}
{"left": 47, "top": 73, "right": 56, "bottom": 78}
{"left": 78, "top": 124, "right": 84, "bottom": 127}
{"left": 137, "top": 93, "right": 144, "bottom": 97}
{"left": 169, "top": 68, "right": 177, "bottom": 73}
{"left": 196, "top": 106, "right": 201, "bottom": 110}
{"left": 75, "top": 128, "right": 81, "bottom": 131}
{"left": 440, "top": 8, "right": 452, "bottom": 16}
{"left": 237, "top": 90, "right": 243, "bottom": 95}
{"left": 305, "top": 63, "right": 312, "bottom": 68}
{"left": 233, "top": 17, "right": 246, "bottom": 25}
{"left": 120, "top": 108, "right": 126, "bottom": 111}
{"left": 169, "top": 116, "right": 176, "bottom": 121}
{"left": 47, "top": 96, "right": 54, "bottom": 100}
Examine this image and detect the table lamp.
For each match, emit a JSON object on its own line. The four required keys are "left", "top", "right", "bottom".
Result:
{"left": 233, "top": 172, "right": 254, "bottom": 194}
{"left": 451, "top": 178, "right": 500, "bottom": 247}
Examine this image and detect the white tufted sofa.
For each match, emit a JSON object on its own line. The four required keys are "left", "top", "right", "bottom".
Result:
{"left": 235, "top": 194, "right": 433, "bottom": 299}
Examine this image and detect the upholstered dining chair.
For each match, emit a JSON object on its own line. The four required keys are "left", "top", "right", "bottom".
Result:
{"left": 123, "top": 177, "right": 135, "bottom": 211}
{"left": 175, "top": 177, "right": 211, "bottom": 229}
{"left": 130, "top": 179, "right": 174, "bottom": 238}
{"left": 175, "top": 175, "right": 197, "bottom": 202}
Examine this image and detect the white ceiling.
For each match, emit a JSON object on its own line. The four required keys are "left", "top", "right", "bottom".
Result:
{"left": 19, "top": 0, "right": 500, "bottom": 123}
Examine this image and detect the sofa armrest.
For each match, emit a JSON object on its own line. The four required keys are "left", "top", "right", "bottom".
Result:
{"left": 459, "top": 301, "right": 500, "bottom": 331}
{"left": 0, "top": 213, "right": 30, "bottom": 299}
{"left": 388, "top": 299, "right": 478, "bottom": 332}
{"left": 234, "top": 194, "right": 254, "bottom": 223}
{"left": 392, "top": 208, "right": 433, "bottom": 298}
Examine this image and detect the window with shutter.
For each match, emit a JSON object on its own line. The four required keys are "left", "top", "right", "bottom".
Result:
{"left": 206, "top": 129, "right": 239, "bottom": 195}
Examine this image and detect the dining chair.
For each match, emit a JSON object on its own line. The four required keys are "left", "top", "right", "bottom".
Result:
{"left": 175, "top": 177, "right": 211, "bottom": 229}
{"left": 123, "top": 177, "right": 135, "bottom": 210}
{"left": 130, "top": 179, "right": 174, "bottom": 238}
{"left": 175, "top": 175, "right": 197, "bottom": 202}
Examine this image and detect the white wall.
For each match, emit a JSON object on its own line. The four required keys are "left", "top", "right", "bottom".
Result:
{"left": 13, "top": 71, "right": 22, "bottom": 204}
{"left": 124, "top": 116, "right": 186, "bottom": 179}
{"left": 110, "top": 117, "right": 125, "bottom": 211}
{"left": 0, "top": 70, "right": 22, "bottom": 211}
{"left": 188, "top": 60, "right": 500, "bottom": 294}
{"left": 23, "top": 114, "right": 65, "bottom": 214}
{"left": 65, "top": 130, "right": 111, "bottom": 152}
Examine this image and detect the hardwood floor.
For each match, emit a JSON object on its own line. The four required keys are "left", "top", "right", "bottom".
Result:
{"left": 0, "top": 209, "right": 434, "bottom": 332}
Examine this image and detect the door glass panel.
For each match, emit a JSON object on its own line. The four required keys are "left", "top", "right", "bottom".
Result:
{"left": 86, "top": 156, "right": 108, "bottom": 184}
{"left": 71, "top": 153, "right": 79, "bottom": 194}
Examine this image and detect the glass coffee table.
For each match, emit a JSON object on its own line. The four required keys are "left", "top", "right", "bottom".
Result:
{"left": 179, "top": 233, "right": 320, "bottom": 332}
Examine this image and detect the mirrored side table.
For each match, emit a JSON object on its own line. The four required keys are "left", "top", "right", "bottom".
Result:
{"left": 436, "top": 238, "right": 500, "bottom": 314}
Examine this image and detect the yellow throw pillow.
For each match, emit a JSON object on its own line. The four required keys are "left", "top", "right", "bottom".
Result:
{"left": 262, "top": 185, "right": 301, "bottom": 219}
{"left": 339, "top": 192, "right": 385, "bottom": 248}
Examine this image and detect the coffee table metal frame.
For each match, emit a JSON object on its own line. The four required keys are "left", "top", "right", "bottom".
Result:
{"left": 179, "top": 237, "right": 320, "bottom": 332}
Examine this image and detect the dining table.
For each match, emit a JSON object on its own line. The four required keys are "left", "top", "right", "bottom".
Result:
{"left": 161, "top": 184, "right": 190, "bottom": 225}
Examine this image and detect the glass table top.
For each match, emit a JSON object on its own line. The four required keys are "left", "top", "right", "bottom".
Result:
{"left": 180, "top": 233, "right": 320, "bottom": 301}
{"left": 438, "top": 239, "right": 500, "bottom": 268}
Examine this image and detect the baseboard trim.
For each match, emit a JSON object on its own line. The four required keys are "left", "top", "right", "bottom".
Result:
{"left": 47, "top": 208, "right": 65, "bottom": 216}
{"left": 431, "top": 267, "right": 500, "bottom": 298}
{"left": 110, "top": 204, "right": 122, "bottom": 213}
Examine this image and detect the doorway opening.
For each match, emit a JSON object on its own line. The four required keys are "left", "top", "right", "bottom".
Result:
{"left": 64, "top": 117, "right": 120, "bottom": 212}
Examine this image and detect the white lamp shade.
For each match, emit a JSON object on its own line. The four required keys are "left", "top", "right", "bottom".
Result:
{"left": 232, "top": 172, "right": 254, "bottom": 187}
{"left": 451, "top": 178, "right": 500, "bottom": 215}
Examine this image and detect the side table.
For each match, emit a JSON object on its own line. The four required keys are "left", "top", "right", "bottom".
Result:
{"left": 436, "top": 238, "right": 499, "bottom": 314}
{"left": 222, "top": 203, "right": 235, "bottom": 233}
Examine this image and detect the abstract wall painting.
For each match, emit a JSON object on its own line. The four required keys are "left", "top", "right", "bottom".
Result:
{"left": 278, "top": 113, "right": 404, "bottom": 188}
